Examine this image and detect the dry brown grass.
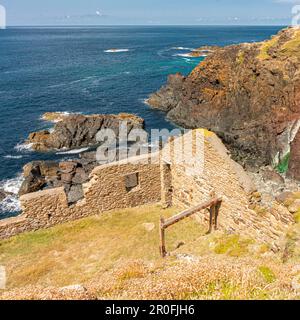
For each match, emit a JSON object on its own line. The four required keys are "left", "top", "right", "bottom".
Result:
{"left": 0, "top": 204, "right": 205, "bottom": 290}
{"left": 1, "top": 204, "right": 300, "bottom": 300}
{"left": 2, "top": 255, "right": 299, "bottom": 300}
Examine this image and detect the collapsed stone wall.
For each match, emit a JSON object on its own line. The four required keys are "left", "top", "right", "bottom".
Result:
{"left": 0, "top": 130, "right": 295, "bottom": 248}
{"left": 0, "top": 154, "right": 161, "bottom": 239}
{"left": 161, "top": 130, "right": 294, "bottom": 248}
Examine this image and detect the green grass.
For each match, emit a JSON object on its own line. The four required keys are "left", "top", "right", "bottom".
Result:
{"left": 257, "top": 36, "right": 279, "bottom": 60}
{"left": 258, "top": 266, "right": 276, "bottom": 284}
{"left": 214, "top": 235, "right": 252, "bottom": 257}
{"left": 257, "top": 29, "right": 300, "bottom": 60}
{"left": 276, "top": 153, "right": 290, "bottom": 174}
{"left": 237, "top": 51, "right": 245, "bottom": 64}
{"left": 279, "top": 29, "right": 300, "bottom": 58}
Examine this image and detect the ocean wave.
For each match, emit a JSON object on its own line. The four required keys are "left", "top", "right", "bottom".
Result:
{"left": 14, "top": 142, "right": 33, "bottom": 152}
{"left": 3, "top": 155, "right": 23, "bottom": 159}
{"left": 104, "top": 49, "right": 130, "bottom": 53}
{"left": 141, "top": 98, "right": 150, "bottom": 106}
{"left": 0, "top": 196, "right": 21, "bottom": 215}
{"left": 173, "top": 53, "right": 194, "bottom": 58}
{"left": 69, "top": 76, "right": 97, "bottom": 85}
{"left": 0, "top": 175, "right": 24, "bottom": 195}
{"left": 56, "top": 147, "right": 89, "bottom": 155}
{"left": 171, "top": 47, "right": 195, "bottom": 51}
{"left": 48, "top": 76, "right": 97, "bottom": 89}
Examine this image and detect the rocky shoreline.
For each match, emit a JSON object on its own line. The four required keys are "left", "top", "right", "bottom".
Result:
{"left": 148, "top": 27, "right": 300, "bottom": 179}
{"left": 2, "top": 27, "right": 300, "bottom": 215}
{"left": 12, "top": 112, "right": 145, "bottom": 205}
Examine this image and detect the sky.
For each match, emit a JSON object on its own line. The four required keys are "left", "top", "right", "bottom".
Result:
{"left": 1, "top": 0, "right": 300, "bottom": 26}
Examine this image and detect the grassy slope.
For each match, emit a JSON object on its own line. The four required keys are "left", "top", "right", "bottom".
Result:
{"left": 1, "top": 204, "right": 300, "bottom": 300}
{"left": 257, "top": 28, "right": 300, "bottom": 61}
{"left": 0, "top": 204, "right": 207, "bottom": 289}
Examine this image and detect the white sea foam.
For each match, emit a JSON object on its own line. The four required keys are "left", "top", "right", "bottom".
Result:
{"left": 14, "top": 142, "right": 33, "bottom": 152}
{"left": 141, "top": 98, "right": 150, "bottom": 106}
{"left": 0, "top": 175, "right": 23, "bottom": 214}
{"left": 171, "top": 47, "right": 195, "bottom": 51}
{"left": 104, "top": 49, "right": 130, "bottom": 53}
{"left": 173, "top": 53, "right": 194, "bottom": 58}
{"left": 0, "top": 175, "right": 24, "bottom": 195}
{"left": 174, "top": 53, "right": 207, "bottom": 58}
{"left": 70, "top": 76, "right": 97, "bottom": 85}
{"left": 3, "top": 155, "right": 23, "bottom": 159}
{"left": 0, "top": 196, "right": 21, "bottom": 214}
{"left": 56, "top": 147, "right": 89, "bottom": 155}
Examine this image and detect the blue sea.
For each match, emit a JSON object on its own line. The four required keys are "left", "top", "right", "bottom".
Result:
{"left": 0, "top": 25, "right": 283, "bottom": 218}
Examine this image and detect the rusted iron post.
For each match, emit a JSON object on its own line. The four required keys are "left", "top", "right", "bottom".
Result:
{"left": 159, "top": 217, "right": 167, "bottom": 258}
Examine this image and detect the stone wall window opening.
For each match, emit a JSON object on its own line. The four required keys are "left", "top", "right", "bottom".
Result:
{"left": 125, "top": 172, "right": 140, "bottom": 192}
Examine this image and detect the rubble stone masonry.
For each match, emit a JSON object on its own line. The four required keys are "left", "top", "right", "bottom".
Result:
{"left": 0, "top": 153, "right": 161, "bottom": 239}
{"left": 0, "top": 131, "right": 295, "bottom": 248}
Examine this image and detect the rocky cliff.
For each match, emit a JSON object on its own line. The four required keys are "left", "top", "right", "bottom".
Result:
{"left": 148, "top": 27, "right": 300, "bottom": 177}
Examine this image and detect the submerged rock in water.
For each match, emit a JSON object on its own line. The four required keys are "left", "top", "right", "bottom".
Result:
{"left": 27, "top": 113, "right": 144, "bottom": 151}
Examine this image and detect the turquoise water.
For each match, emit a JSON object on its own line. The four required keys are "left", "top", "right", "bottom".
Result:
{"left": 0, "top": 25, "right": 283, "bottom": 217}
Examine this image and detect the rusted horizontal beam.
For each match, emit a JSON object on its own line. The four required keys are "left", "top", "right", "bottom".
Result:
{"left": 162, "top": 197, "right": 222, "bottom": 229}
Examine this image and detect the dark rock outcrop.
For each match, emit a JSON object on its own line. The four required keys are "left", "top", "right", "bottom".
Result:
{"left": 19, "top": 112, "right": 146, "bottom": 202}
{"left": 23, "top": 161, "right": 59, "bottom": 178}
{"left": 19, "top": 164, "right": 46, "bottom": 196}
{"left": 19, "top": 159, "right": 95, "bottom": 204}
{"left": 148, "top": 27, "right": 300, "bottom": 173}
{"left": 27, "top": 113, "right": 144, "bottom": 151}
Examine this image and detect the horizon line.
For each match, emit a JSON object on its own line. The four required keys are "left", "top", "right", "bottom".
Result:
{"left": 4, "top": 24, "right": 289, "bottom": 28}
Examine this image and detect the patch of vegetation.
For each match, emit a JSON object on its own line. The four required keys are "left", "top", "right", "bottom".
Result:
{"left": 258, "top": 266, "right": 276, "bottom": 284}
{"left": 214, "top": 235, "right": 252, "bottom": 257}
{"left": 279, "top": 30, "right": 300, "bottom": 58}
{"left": 282, "top": 231, "right": 298, "bottom": 263}
{"left": 182, "top": 280, "right": 240, "bottom": 300}
{"left": 258, "top": 244, "right": 271, "bottom": 255}
{"left": 257, "top": 36, "right": 279, "bottom": 60}
{"left": 237, "top": 51, "right": 245, "bottom": 64}
{"left": 276, "top": 153, "right": 290, "bottom": 174}
{"left": 295, "top": 210, "right": 300, "bottom": 224}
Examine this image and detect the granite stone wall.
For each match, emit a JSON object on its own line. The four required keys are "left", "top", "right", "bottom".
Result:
{"left": 161, "top": 130, "right": 294, "bottom": 248}
{"left": 0, "top": 154, "right": 162, "bottom": 239}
